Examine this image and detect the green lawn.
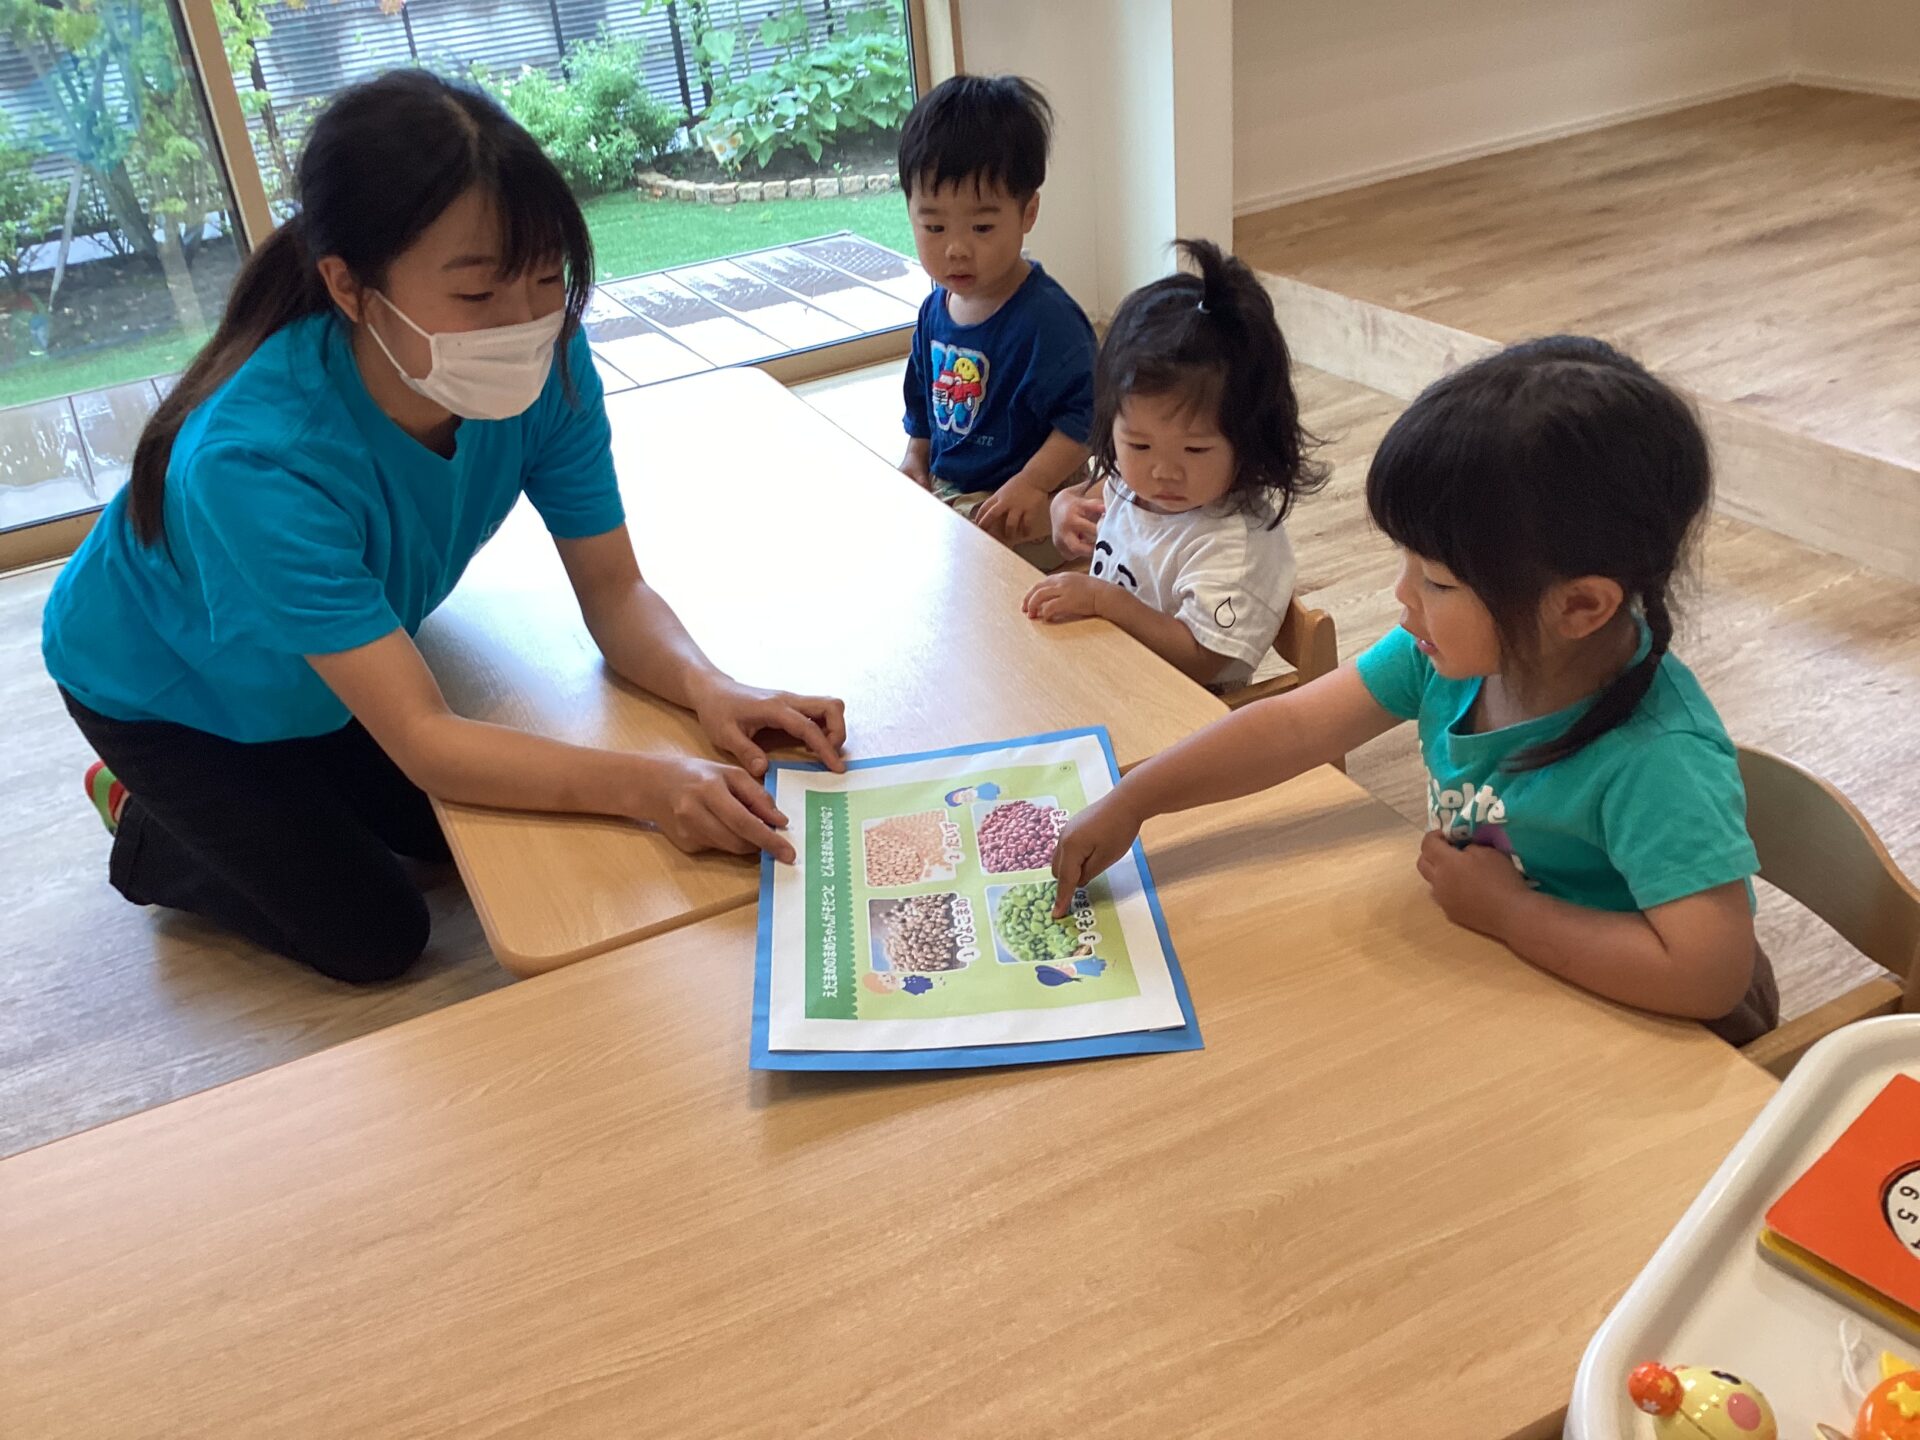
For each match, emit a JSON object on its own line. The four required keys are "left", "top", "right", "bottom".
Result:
{"left": 0, "top": 327, "right": 205, "bottom": 411}
{"left": 0, "top": 189, "right": 916, "bottom": 411}
{"left": 583, "top": 188, "right": 916, "bottom": 279}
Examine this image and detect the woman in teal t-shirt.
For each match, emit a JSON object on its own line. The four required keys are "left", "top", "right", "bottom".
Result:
{"left": 1052, "top": 337, "right": 1779, "bottom": 1045}
{"left": 42, "top": 72, "right": 845, "bottom": 984}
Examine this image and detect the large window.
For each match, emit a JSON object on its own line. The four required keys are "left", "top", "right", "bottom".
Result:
{"left": 1, "top": 0, "right": 943, "bottom": 560}
{"left": 0, "top": 0, "right": 242, "bottom": 533}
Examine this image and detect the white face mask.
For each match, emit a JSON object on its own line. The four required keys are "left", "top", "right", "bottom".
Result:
{"left": 366, "top": 292, "right": 564, "bottom": 421}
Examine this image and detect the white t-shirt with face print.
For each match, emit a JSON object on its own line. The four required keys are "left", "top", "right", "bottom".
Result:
{"left": 1088, "top": 478, "right": 1298, "bottom": 688}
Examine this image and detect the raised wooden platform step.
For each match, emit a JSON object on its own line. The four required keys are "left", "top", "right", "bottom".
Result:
{"left": 1237, "top": 85, "right": 1920, "bottom": 586}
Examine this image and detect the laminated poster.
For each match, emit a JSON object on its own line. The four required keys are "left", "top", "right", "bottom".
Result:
{"left": 751, "top": 728, "right": 1200, "bottom": 1071}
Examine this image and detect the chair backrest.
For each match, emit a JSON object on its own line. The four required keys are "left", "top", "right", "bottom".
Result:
{"left": 1737, "top": 745, "right": 1920, "bottom": 986}
{"left": 1274, "top": 598, "right": 1338, "bottom": 686}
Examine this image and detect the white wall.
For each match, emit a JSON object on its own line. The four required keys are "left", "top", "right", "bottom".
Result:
{"left": 1095, "top": 1, "right": 1178, "bottom": 306}
{"left": 1793, "top": 0, "right": 1920, "bottom": 96}
{"left": 1170, "top": 0, "right": 1236, "bottom": 245}
{"left": 955, "top": 1, "right": 1101, "bottom": 309}
{"left": 949, "top": 0, "right": 1910, "bottom": 268}
{"left": 959, "top": 0, "right": 1234, "bottom": 318}
{"left": 1232, "top": 0, "right": 1793, "bottom": 213}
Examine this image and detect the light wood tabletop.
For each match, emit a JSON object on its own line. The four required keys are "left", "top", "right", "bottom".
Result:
{"left": 418, "top": 366, "right": 1224, "bottom": 977}
{"left": 2, "top": 765, "right": 1776, "bottom": 1440}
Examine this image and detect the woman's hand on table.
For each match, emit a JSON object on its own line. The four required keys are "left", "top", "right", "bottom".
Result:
{"left": 1051, "top": 790, "right": 1143, "bottom": 918}
{"left": 627, "top": 754, "right": 797, "bottom": 863}
{"left": 690, "top": 674, "right": 848, "bottom": 777}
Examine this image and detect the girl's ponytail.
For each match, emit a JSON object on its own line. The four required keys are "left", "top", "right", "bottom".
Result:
{"left": 1510, "top": 590, "right": 1673, "bottom": 771}
{"left": 127, "top": 217, "right": 329, "bottom": 546}
{"left": 1092, "top": 237, "right": 1326, "bottom": 523}
{"left": 1186, "top": 237, "right": 1228, "bottom": 316}
{"left": 1180, "top": 237, "right": 1277, "bottom": 340}
{"left": 1367, "top": 334, "right": 1710, "bottom": 772}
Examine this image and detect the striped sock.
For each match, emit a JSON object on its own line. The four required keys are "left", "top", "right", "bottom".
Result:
{"left": 84, "top": 760, "right": 128, "bottom": 835}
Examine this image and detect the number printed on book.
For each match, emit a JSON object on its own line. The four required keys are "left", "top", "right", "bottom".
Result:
{"left": 1888, "top": 1165, "right": 1920, "bottom": 1252}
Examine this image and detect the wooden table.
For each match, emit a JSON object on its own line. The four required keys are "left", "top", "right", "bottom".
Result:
{"left": 418, "top": 367, "right": 1225, "bottom": 977}
{"left": 2, "top": 767, "right": 1776, "bottom": 1440}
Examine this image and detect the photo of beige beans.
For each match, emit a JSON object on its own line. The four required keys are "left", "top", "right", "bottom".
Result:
{"left": 863, "top": 811, "right": 959, "bottom": 887}
{"left": 870, "top": 893, "right": 976, "bottom": 972}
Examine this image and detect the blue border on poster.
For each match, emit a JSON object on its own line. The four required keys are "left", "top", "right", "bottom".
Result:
{"left": 750, "top": 726, "right": 1202, "bottom": 1072}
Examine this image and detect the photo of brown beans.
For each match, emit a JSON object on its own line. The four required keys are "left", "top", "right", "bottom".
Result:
{"left": 863, "top": 812, "right": 959, "bottom": 888}
{"left": 976, "top": 799, "right": 1065, "bottom": 874}
{"left": 870, "top": 893, "right": 976, "bottom": 973}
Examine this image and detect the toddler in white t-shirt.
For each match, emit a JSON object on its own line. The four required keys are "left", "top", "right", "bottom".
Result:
{"left": 1024, "top": 239, "right": 1326, "bottom": 691}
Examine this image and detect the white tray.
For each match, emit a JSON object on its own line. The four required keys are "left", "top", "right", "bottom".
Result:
{"left": 1569, "top": 1015, "right": 1920, "bottom": 1438}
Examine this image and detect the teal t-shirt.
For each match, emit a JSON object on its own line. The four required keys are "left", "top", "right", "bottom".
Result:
{"left": 43, "top": 313, "right": 623, "bottom": 743}
{"left": 1355, "top": 625, "right": 1758, "bottom": 913}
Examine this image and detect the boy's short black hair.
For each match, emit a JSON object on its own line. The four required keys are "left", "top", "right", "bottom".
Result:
{"left": 898, "top": 74, "right": 1052, "bottom": 200}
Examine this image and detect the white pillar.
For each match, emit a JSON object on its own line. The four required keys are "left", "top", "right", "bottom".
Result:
{"left": 1170, "top": 0, "right": 1235, "bottom": 250}
{"left": 958, "top": 0, "right": 1235, "bottom": 319}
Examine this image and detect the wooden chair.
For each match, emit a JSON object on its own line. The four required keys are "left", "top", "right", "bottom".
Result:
{"left": 1735, "top": 745, "right": 1920, "bottom": 1078}
{"left": 1054, "top": 561, "right": 1344, "bottom": 766}
{"left": 1227, "top": 596, "right": 1339, "bottom": 710}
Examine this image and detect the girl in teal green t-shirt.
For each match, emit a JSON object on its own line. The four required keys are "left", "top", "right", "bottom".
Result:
{"left": 1053, "top": 336, "right": 1776, "bottom": 1043}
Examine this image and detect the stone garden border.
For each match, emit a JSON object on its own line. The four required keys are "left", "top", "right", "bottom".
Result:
{"left": 637, "top": 171, "right": 897, "bottom": 205}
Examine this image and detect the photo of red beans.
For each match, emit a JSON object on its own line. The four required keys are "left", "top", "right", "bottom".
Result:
{"left": 975, "top": 798, "right": 1066, "bottom": 874}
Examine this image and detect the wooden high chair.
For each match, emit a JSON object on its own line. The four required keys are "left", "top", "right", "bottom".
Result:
{"left": 1054, "top": 559, "right": 1345, "bottom": 767}
{"left": 1227, "top": 597, "right": 1343, "bottom": 770}
{"left": 1734, "top": 745, "right": 1920, "bottom": 1078}
{"left": 1227, "top": 597, "right": 1339, "bottom": 710}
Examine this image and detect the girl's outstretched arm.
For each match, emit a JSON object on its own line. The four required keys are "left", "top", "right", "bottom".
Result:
{"left": 1051, "top": 665, "right": 1400, "bottom": 912}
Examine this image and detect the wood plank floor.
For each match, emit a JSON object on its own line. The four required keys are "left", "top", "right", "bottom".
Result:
{"left": 1237, "top": 85, "right": 1920, "bottom": 474}
{"left": 0, "top": 560, "right": 507, "bottom": 1158}
{"left": 3, "top": 363, "right": 1912, "bottom": 1159}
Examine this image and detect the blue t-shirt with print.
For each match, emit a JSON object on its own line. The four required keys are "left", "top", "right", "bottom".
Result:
{"left": 42, "top": 312, "right": 624, "bottom": 744}
{"left": 902, "top": 261, "right": 1096, "bottom": 493}
{"left": 1355, "top": 625, "right": 1759, "bottom": 914}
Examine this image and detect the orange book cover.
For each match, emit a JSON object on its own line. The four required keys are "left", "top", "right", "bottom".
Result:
{"left": 1762, "top": 1073, "right": 1920, "bottom": 1334}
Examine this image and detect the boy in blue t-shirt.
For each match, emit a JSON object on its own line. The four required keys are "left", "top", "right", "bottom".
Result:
{"left": 896, "top": 75, "right": 1097, "bottom": 562}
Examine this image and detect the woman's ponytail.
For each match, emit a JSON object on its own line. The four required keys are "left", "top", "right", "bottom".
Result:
{"left": 127, "top": 214, "right": 330, "bottom": 546}
{"left": 125, "top": 70, "right": 595, "bottom": 550}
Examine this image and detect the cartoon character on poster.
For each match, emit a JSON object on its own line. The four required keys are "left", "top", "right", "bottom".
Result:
{"left": 944, "top": 781, "right": 1001, "bottom": 808}
{"left": 864, "top": 970, "right": 940, "bottom": 997}
{"left": 1035, "top": 958, "right": 1108, "bottom": 987}
{"left": 930, "top": 342, "right": 988, "bottom": 436}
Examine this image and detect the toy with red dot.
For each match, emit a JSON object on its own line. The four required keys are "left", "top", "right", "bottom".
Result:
{"left": 1628, "top": 1361, "right": 1776, "bottom": 1439}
